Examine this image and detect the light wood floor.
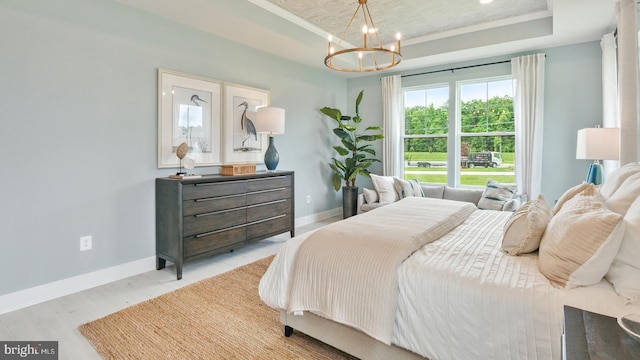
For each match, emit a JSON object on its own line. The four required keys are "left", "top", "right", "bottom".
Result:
{"left": 0, "top": 216, "right": 340, "bottom": 360}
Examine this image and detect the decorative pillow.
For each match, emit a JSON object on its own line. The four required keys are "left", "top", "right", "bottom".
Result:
{"left": 477, "top": 180, "right": 517, "bottom": 210}
{"left": 605, "top": 196, "right": 640, "bottom": 302}
{"left": 370, "top": 174, "right": 399, "bottom": 203}
{"left": 600, "top": 162, "right": 640, "bottom": 200}
{"left": 604, "top": 172, "right": 640, "bottom": 216}
{"left": 393, "top": 178, "right": 424, "bottom": 198}
{"left": 421, "top": 184, "right": 445, "bottom": 199}
{"left": 553, "top": 182, "right": 589, "bottom": 214}
{"left": 538, "top": 184, "right": 625, "bottom": 288}
{"left": 378, "top": 190, "right": 397, "bottom": 203}
{"left": 362, "top": 187, "right": 378, "bottom": 204}
{"left": 502, "top": 194, "right": 553, "bottom": 255}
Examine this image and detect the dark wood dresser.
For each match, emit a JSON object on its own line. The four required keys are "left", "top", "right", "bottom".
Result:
{"left": 156, "top": 171, "right": 295, "bottom": 279}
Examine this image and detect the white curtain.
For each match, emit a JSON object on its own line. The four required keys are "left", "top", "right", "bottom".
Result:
{"left": 616, "top": 0, "right": 639, "bottom": 164}
{"left": 511, "top": 54, "right": 546, "bottom": 201}
{"left": 381, "top": 75, "right": 404, "bottom": 177}
{"left": 601, "top": 32, "right": 620, "bottom": 175}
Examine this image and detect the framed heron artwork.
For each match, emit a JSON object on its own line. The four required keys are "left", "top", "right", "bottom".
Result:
{"left": 222, "top": 83, "right": 269, "bottom": 164}
{"left": 157, "top": 68, "right": 222, "bottom": 168}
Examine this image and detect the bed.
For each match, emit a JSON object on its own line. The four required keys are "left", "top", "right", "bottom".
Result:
{"left": 259, "top": 164, "right": 640, "bottom": 359}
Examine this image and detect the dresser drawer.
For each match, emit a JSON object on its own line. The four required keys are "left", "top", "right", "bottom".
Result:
{"left": 247, "top": 187, "right": 290, "bottom": 205}
{"left": 246, "top": 176, "right": 291, "bottom": 192}
{"left": 184, "top": 226, "right": 246, "bottom": 259}
{"left": 183, "top": 193, "right": 247, "bottom": 216}
{"left": 247, "top": 198, "right": 290, "bottom": 223}
{"left": 247, "top": 214, "right": 290, "bottom": 240}
{"left": 183, "top": 207, "right": 246, "bottom": 237}
{"left": 182, "top": 180, "right": 247, "bottom": 201}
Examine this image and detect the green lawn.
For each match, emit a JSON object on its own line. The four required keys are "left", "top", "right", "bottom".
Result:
{"left": 404, "top": 152, "right": 515, "bottom": 186}
{"left": 405, "top": 152, "right": 515, "bottom": 164}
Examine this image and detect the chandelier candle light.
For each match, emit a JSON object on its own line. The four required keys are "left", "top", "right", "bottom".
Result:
{"left": 255, "top": 107, "right": 286, "bottom": 171}
{"left": 325, "top": 0, "right": 401, "bottom": 72}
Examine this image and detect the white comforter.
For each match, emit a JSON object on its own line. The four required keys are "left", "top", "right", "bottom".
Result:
{"left": 260, "top": 202, "right": 640, "bottom": 359}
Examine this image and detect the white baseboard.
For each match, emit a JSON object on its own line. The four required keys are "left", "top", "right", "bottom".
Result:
{"left": 0, "top": 256, "right": 156, "bottom": 315}
{"left": 0, "top": 208, "right": 342, "bottom": 315}
{"left": 295, "top": 207, "right": 341, "bottom": 228}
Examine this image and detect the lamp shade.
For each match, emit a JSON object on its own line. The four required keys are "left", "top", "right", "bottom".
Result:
{"left": 576, "top": 127, "right": 620, "bottom": 160}
{"left": 255, "top": 107, "right": 285, "bottom": 135}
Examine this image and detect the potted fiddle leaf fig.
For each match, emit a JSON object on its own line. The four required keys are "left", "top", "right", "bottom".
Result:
{"left": 320, "top": 90, "right": 384, "bottom": 218}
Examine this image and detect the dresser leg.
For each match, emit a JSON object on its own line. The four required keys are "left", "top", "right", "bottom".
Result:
{"left": 156, "top": 257, "right": 166, "bottom": 270}
{"left": 176, "top": 263, "right": 183, "bottom": 280}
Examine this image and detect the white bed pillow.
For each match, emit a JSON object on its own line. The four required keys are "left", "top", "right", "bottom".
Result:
{"left": 604, "top": 172, "right": 640, "bottom": 216}
{"left": 502, "top": 194, "right": 553, "bottom": 255}
{"left": 477, "top": 179, "right": 516, "bottom": 210}
{"left": 600, "top": 162, "right": 640, "bottom": 200}
{"left": 393, "top": 178, "right": 424, "bottom": 198}
{"left": 605, "top": 196, "right": 640, "bottom": 302}
{"left": 370, "top": 174, "right": 399, "bottom": 203}
{"left": 538, "top": 184, "right": 625, "bottom": 288}
{"left": 362, "top": 187, "right": 378, "bottom": 204}
{"left": 553, "top": 182, "right": 589, "bottom": 214}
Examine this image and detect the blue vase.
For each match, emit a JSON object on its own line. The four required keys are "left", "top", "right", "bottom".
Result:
{"left": 264, "top": 136, "right": 279, "bottom": 171}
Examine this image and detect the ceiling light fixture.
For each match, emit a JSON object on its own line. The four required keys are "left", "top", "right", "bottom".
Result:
{"left": 325, "top": 0, "right": 401, "bottom": 72}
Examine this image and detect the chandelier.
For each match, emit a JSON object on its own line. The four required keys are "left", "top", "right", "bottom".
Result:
{"left": 325, "top": 0, "right": 402, "bottom": 72}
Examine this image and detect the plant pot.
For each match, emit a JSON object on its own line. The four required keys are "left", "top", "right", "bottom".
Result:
{"left": 342, "top": 186, "right": 359, "bottom": 219}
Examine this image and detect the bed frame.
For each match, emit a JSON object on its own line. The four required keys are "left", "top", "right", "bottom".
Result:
{"left": 280, "top": 310, "right": 426, "bottom": 359}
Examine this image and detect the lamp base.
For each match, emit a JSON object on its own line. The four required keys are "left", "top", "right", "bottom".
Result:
{"left": 264, "top": 136, "right": 279, "bottom": 171}
{"left": 586, "top": 162, "right": 604, "bottom": 185}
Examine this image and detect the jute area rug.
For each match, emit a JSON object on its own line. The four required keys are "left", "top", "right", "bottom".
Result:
{"left": 79, "top": 256, "right": 356, "bottom": 359}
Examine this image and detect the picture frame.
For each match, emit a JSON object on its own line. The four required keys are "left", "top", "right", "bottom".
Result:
{"left": 223, "top": 83, "right": 270, "bottom": 164}
{"left": 157, "top": 69, "right": 222, "bottom": 168}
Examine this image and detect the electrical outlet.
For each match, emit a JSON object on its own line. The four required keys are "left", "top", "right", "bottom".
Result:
{"left": 80, "top": 236, "right": 92, "bottom": 251}
{"left": 306, "top": 195, "right": 312, "bottom": 204}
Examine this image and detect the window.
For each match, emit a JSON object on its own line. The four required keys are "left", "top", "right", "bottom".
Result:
{"left": 403, "top": 76, "right": 515, "bottom": 187}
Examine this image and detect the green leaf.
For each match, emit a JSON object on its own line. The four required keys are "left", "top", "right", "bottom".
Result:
{"left": 343, "top": 125, "right": 356, "bottom": 132}
{"left": 333, "top": 146, "right": 349, "bottom": 156}
{"left": 320, "top": 107, "right": 341, "bottom": 121}
{"left": 333, "top": 128, "right": 350, "bottom": 141}
{"left": 365, "top": 126, "right": 382, "bottom": 131}
{"left": 355, "top": 90, "right": 364, "bottom": 114}
{"left": 332, "top": 173, "right": 342, "bottom": 191}
{"left": 353, "top": 116, "right": 362, "bottom": 124}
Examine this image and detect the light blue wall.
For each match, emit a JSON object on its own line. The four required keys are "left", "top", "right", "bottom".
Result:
{"left": 0, "top": 0, "right": 605, "bottom": 296}
{"left": 0, "top": 0, "right": 345, "bottom": 295}
{"left": 347, "top": 41, "right": 603, "bottom": 203}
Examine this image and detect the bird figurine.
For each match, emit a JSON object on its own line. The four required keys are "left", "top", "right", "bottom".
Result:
{"left": 237, "top": 101, "right": 257, "bottom": 149}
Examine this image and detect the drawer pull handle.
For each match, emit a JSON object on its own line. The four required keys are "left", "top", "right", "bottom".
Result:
{"left": 247, "top": 214, "right": 287, "bottom": 226}
{"left": 195, "top": 207, "right": 244, "bottom": 217}
{"left": 247, "top": 176, "right": 287, "bottom": 181}
{"left": 195, "top": 180, "right": 246, "bottom": 186}
{"left": 247, "top": 187, "right": 287, "bottom": 195}
{"left": 247, "top": 199, "right": 287, "bottom": 208}
{"left": 195, "top": 193, "right": 245, "bottom": 202}
{"left": 196, "top": 223, "right": 247, "bottom": 238}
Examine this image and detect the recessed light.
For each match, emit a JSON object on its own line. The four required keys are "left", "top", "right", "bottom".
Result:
{"left": 480, "top": 0, "right": 493, "bottom": 4}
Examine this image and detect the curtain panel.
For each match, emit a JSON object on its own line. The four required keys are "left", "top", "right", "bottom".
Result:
{"left": 511, "top": 53, "right": 546, "bottom": 201}
{"left": 601, "top": 32, "right": 620, "bottom": 176}
{"left": 381, "top": 75, "right": 404, "bottom": 177}
{"left": 616, "top": 0, "right": 639, "bottom": 164}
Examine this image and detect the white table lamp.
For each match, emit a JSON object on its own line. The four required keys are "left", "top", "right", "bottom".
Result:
{"left": 576, "top": 127, "right": 620, "bottom": 185}
{"left": 255, "top": 107, "right": 285, "bottom": 171}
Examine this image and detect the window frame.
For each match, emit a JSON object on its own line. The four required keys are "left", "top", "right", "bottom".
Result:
{"left": 402, "top": 74, "right": 515, "bottom": 188}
